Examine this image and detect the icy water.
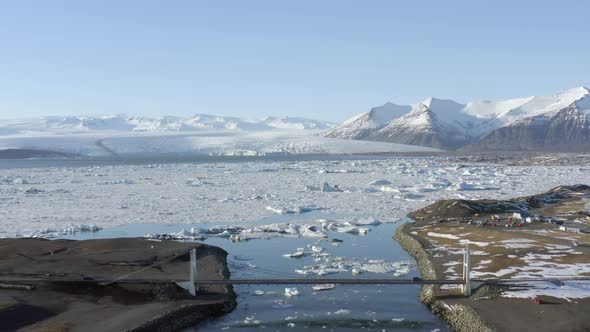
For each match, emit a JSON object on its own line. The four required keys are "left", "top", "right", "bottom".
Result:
{"left": 7, "top": 153, "right": 588, "bottom": 331}
{"left": 0, "top": 153, "right": 415, "bottom": 170}
{"left": 64, "top": 213, "right": 448, "bottom": 332}
{"left": 4, "top": 153, "right": 588, "bottom": 331}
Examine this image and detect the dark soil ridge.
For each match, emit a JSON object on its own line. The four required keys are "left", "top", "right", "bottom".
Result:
{"left": 409, "top": 184, "right": 590, "bottom": 222}
{"left": 0, "top": 238, "right": 236, "bottom": 332}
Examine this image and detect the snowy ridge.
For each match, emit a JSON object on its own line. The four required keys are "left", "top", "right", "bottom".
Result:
{"left": 323, "top": 102, "right": 411, "bottom": 139}
{"left": 325, "top": 86, "right": 590, "bottom": 151}
{"left": 369, "top": 103, "right": 469, "bottom": 149}
{"left": 0, "top": 113, "right": 335, "bottom": 135}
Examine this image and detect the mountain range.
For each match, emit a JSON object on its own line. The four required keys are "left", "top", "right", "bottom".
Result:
{"left": 2, "top": 86, "right": 589, "bottom": 152}
{"left": 324, "top": 86, "right": 590, "bottom": 151}
{"left": 0, "top": 114, "right": 334, "bottom": 134}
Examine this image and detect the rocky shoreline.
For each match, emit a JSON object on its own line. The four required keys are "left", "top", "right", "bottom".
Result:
{"left": 394, "top": 223, "right": 492, "bottom": 332}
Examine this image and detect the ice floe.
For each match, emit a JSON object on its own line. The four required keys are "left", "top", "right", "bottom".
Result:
{"left": 294, "top": 255, "right": 413, "bottom": 277}
{"left": 140, "top": 217, "right": 388, "bottom": 243}
{"left": 283, "top": 250, "right": 305, "bottom": 258}
{"left": 311, "top": 284, "right": 335, "bottom": 291}
{"left": 333, "top": 309, "right": 352, "bottom": 315}
{"left": 284, "top": 287, "right": 300, "bottom": 296}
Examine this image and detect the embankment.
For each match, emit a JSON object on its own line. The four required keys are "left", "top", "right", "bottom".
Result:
{"left": 394, "top": 223, "right": 492, "bottom": 332}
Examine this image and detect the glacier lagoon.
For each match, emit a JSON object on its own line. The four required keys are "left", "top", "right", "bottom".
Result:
{"left": 2, "top": 153, "right": 589, "bottom": 331}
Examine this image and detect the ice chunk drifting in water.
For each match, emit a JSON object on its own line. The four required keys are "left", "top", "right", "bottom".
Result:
{"left": 360, "top": 260, "right": 412, "bottom": 274}
{"left": 325, "top": 221, "right": 369, "bottom": 235}
{"left": 295, "top": 254, "right": 414, "bottom": 277}
{"left": 312, "top": 284, "right": 335, "bottom": 291}
{"left": 243, "top": 316, "right": 261, "bottom": 325}
{"left": 284, "top": 287, "right": 300, "bottom": 296}
{"left": 283, "top": 250, "right": 305, "bottom": 258}
{"left": 333, "top": 309, "right": 352, "bottom": 315}
{"left": 300, "top": 226, "right": 327, "bottom": 238}
{"left": 141, "top": 217, "right": 380, "bottom": 243}
{"left": 266, "top": 205, "right": 323, "bottom": 214}
{"left": 310, "top": 245, "right": 324, "bottom": 253}
{"left": 295, "top": 267, "right": 345, "bottom": 276}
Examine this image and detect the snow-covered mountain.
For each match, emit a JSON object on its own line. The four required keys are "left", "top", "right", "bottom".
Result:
{"left": 368, "top": 103, "right": 470, "bottom": 150}
{"left": 465, "top": 100, "right": 590, "bottom": 151}
{"left": 325, "top": 86, "right": 590, "bottom": 151}
{"left": 0, "top": 114, "right": 335, "bottom": 135}
{"left": 323, "top": 102, "right": 411, "bottom": 139}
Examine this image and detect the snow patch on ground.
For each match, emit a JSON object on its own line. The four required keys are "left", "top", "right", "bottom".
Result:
{"left": 502, "top": 281, "right": 590, "bottom": 301}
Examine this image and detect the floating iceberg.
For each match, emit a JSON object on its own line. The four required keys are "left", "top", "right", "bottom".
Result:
{"left": 284, "top": 287, "right": 300, "bottom": 296}
{"left": 283, "top": 250, "right": 305, "bottom": 258}
{"left": 312, "top": 284, "right": 335, "bottom": 291}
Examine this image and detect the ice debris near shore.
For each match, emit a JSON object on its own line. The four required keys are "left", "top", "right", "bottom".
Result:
{"left": 144, "top": 218, "right": 385, "bottom": 242}
{"left": 12, "top": 224, "right": 102, "bottom": 238}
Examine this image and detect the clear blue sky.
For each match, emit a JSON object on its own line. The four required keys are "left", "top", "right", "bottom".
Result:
{"left": 1, "top": 0, "right": 588, "bottom": 122}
